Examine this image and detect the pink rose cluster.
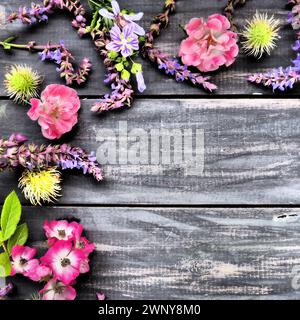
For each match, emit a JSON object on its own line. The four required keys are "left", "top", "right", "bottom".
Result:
{"left": 179, "top": 14, "right": 239, "bottom": 72}
{"left": 28, "top": 84, "right": 80, "bottom": 140}
{"left": 10, "top": 219, "right": 95, "bottom": 300}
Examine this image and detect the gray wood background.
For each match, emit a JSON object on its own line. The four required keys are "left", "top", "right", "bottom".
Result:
{"left": 1, "top": 0, "right": 300, "bottom": 300}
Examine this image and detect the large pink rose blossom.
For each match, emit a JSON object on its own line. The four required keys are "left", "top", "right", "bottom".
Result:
{"left": 179, "top": 14, "right": 239, "bottom": 72}
{"left": 41, "top": 240, "right": 85, "bottom": 285}
{"left": 28, "top": 84, "right": 80, "bottom": 140}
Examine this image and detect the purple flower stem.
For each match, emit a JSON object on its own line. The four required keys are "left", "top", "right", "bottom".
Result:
{"left": 0, "top": 134, "right": 103, "bottom": 181}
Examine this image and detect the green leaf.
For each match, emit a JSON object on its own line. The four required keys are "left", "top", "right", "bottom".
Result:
{"left": 3, "top": 36, "right": 16, "bottom": 44}
{"left": 2, "top": 43, "right": 12, "bottom": 50}
{"left": 0, "top": 230, "right": 3, "bottom": 242}
{"left": 131, "top": 63, "right": 142, "bottom": 75}
{"left": 0, "top": 252, "right": 11, "bottom": 277}
{"left": 115, "top": 62, "right": 124, "bottom": 72}
{"left": 121, "top": 69, "right": 130, "bottom": 81}
{"left": 87, "top": 0, "right": 100, "bottom": 10}
{"left": 7, "top": 223, "right": 28, "bottom": 253}
{"left": 139, "top": 35, "right": 146, "bottom": 43}
{"left": 1, "top": 191, "right": 22, "bottom": 241}
{"left": 108, "top": 51, "right": 119, "bottom": 60}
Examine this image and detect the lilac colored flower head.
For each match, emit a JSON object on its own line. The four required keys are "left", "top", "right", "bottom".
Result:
{"left": 99, "top": 0, "right": 145, "bottom": 36}
{"left": 106, "top": 24, "right": 139, "bottom": 57}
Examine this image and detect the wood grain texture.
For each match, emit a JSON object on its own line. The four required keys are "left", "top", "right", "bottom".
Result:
{"left": 0, "top": 0, "right": 299, "bottom": 301}
{"left": 1, "top": 98, "right": 300, "bottom": 205}
{"left": 0, "top": 0, "right": 298, "bottom": 96}
{"left": 6, "top": 206, "right": 300, "bottom": 300}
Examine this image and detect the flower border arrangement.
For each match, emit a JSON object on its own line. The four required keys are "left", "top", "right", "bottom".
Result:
{"left": 5, "top": 0, "right": 245, "bottom": 114}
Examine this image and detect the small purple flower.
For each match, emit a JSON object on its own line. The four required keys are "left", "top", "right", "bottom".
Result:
{"left": 96, "top": 292, "right": 106, "bottom": 300}
{"left": 0, "top": 283, "right": 13, "bottom": 299}
{"left": 292, "top": 40, "right": 300, "bottom": 51}
{"left": 99, "top": 0, "right": 145, "bottom": 36}
{"left": 106, "top": 24, "right": 139, "bottom": 57}
{"left": 136, "top": 71, "right": 146, "bottom": 92}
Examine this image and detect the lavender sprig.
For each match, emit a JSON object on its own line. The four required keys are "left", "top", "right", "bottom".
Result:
{"left": 38, "top": 41, "right": 92, "bottom": 85}
{"left": 0, "top": 134, "right": 103, "bottom": 181}
{"left": 8, "top": 2, "right": 53, "bottom": 24}
{"left": 8, "top": 0, "right": 87, "bottom": 36}
{"left": 0, "top": 39, "right": 92, "bottom": 86}
{"left": 224, "top": 0, "right": 248, "bottom": 33}
{"left": 147, "top": 48, "right": 217, "bottom": 92}
{"left": 142, "top": 0, "right": 217, "bottom": 92}
{"left": 248, "top": 66, "right": 300, "bottom": 91}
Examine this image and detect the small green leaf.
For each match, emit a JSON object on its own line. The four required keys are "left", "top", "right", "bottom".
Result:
{"left": 0, "top": 252, "right": 11, "bottom": 277}
{"left": 121, "top": 69, "right": 130, "bottom": 81}
{"left": 131, "top": 63, "right": 142, "bottom": 75}
{"left": 108, "top": 51, "right": 119, "bottom": 60}
{"left": 1, "top": 191, "right": 22, "bottom": 241}
{"left": 3, "top": 36, "right": 16, "bottom": 44}
{"left": 8, "top": 223, "right": 28, "bottom": 253}
{"left": 2, "top": 43, "right": 12, "bottom": 50}
{"left": 139, "top": 35, "right": 145, "bottom": 43}
{"left": 115, "top": 62, "right": 124, "bottom": 72}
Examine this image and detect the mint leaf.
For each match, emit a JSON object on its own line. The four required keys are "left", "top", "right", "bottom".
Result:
{"left": 131, "top": 63, "right": 142, "bottom": 75}
{"left": 8, "top": 223, "right": 28, "bottom": 253}
{"left": 115, "top": 62, "right": 124, "bottom": 72}
{"left": 1, "top": 191, "right": 22, "bottom": 241}
{"left": 108, "top": 51, "right": 119, "bottom": 60}
{"left": 0, "top": 252, "right": 11, "bottom": 277}
{"left": 121, "top": 69, "right": 130, "bottom": 81}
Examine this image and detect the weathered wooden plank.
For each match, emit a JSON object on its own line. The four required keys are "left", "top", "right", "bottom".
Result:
{"left": 1, "top": 98, "right": 300, "bottom": 205}
{"left": 5, "top": 206, "right": 300, "bottom": 300}
{"left": 0, "top": 0, "right": 298, "bottom": 96}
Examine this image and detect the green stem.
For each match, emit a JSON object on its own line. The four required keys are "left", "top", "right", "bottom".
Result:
{"left": 0, "top": 41, "right": 61, "bottom": 51}
{"left": 86, "top": 10, "right": 99, "bottom": 32}
{"left": 1, "top": 242, "right": 9, "bottom": 256}
{"left": 0, "top": 42, "right": 28, "bottom": 50}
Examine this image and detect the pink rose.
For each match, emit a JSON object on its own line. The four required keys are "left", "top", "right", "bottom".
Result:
{"left": 39, "top": 279, "right": 76, "bottom": 300}
{"left": 28, "top": 84, "right": 80, "bottom": 140}
{"left": 41, "top": 240, "right": 85, "bottom": 285}
{"left": 10, "top": 245, "right": 39, "bottom": 277}
{"left": 179, "top": 14, "right": 239, "bottom": 72}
